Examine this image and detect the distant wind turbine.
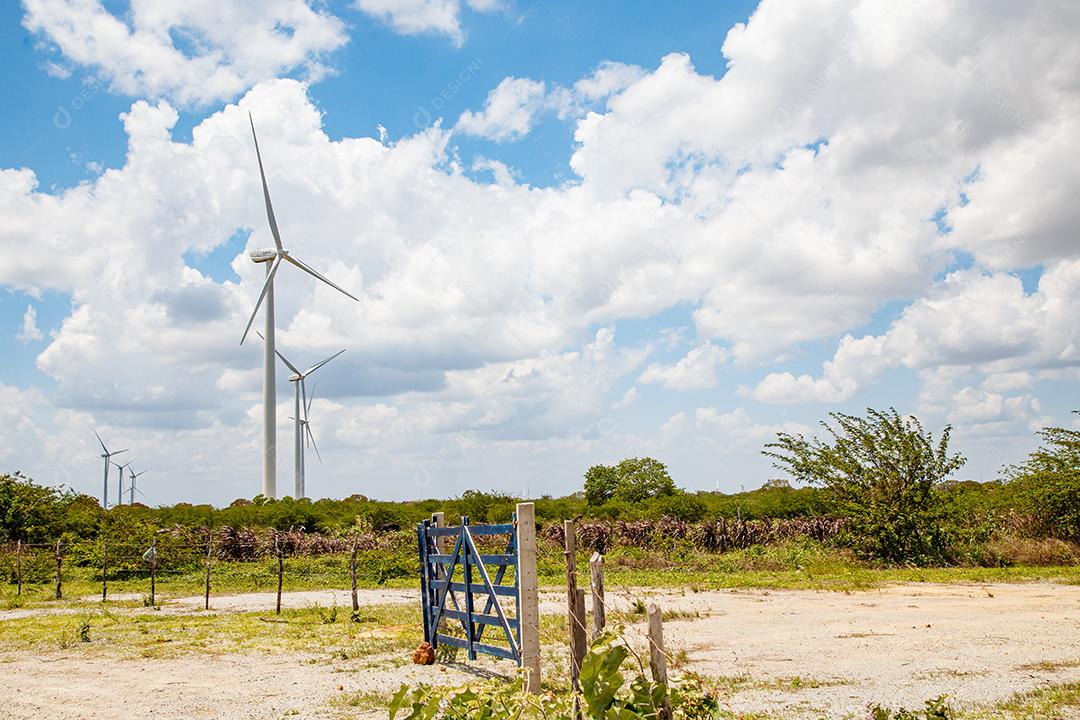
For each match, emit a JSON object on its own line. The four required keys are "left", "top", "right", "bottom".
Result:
{"left": 128, "top": 466, "right": 148, "bottom": 505}
{"left": 93, "top": 429, "right": 127, "bottom": 510}
{"left": 113, "top": 458, "right": 135, "bottom": 507}
{"left": 262, "top": 334, "right": 344, "bottom": 499}
{"left": 241, "top": 113, "right": 359, "bottom": 500}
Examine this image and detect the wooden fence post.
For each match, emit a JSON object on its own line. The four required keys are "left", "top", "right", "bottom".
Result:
{"left": 564, "top": 519, "right": 586, "bottom": 690}
{"left": 101, "top": 540, "right": 108, "bottom": 602}
{"left": 589, "top": 552, "right": 606, "bottom": 641}
{"left": 16, "top": 540, "right": 22, "bottom": 596}
{"left": 54, "top": 540, "right": 62, "bottom": 600}
{"left": 275, "top": 535, "right": 284, "bottom": 615}
{"left": 204, "top": 533, "right": 213, "bottom": 611}
{"left": 149, "top": 537, "right": 157, "bottom": 606}
{"left": 515, "top": 502, "right": 541, "bottom": 694}
{"left": 647, "top": 604, "right": 672, "bottom": 720}
{"left": 350, "top": 537, "right": 359, "bottom": 613}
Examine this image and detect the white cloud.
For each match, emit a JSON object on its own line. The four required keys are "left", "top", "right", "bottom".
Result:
{"left": 22, "top": 0, "right": 347, "bottom": 106}
{"left": 354, "top": 0, "right": 501, "bottom": 47}
{"left": 752, "top": 262, "right": 1080, "bottom": 404}
{"left": 639, "top": 344, "right": 728, "bottom": 390}
{"left": 17, "top": 304, "right": 43, "bottom": 343}
{"left": 3, "top": 1, "right": 1080, "bottom": 501}
{"left": 455, "top": 77, "right": 547, "bottom": 142}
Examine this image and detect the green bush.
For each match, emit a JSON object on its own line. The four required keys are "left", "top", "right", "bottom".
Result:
{"left": 764, "top": 408, "right": 965, "bottom": 565}
{"left": 1009, "top": 413, "right": 1080, "bottom": 541}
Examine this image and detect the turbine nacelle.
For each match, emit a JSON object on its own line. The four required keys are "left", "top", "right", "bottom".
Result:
{"left": 250, "top": 248, "right": 276, "bottom": 263}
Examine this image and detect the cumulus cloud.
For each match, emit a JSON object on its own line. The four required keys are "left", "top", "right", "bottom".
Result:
{"left": 22, "top": 0, "right": 347, "bottom": 106}
{"left": 17, "top": 304, "right": 43, "bottom": 342}
{"left": 354, "top": 0, "right": 501, "bottom": 47}
{"left": 639, "top": 344, "right": 728, "bottom": 390}
{"left": 456, "top": 77, "right": 548, "bottom": 142}
{"left": 752, "top": 262, "right": 1080, "bottom": 404}
{"left": 3, "top": 0, "right": 1080, "bottom": 501}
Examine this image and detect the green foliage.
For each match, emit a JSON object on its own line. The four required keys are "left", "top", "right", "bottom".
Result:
{"left": 585, "top": 458, "right": 678, "bottom": 506}
{"left": 764, "top": 408, "right": 966, "bottom": 564}
{"left": 0, "top": 472, "right": 100, "bottom": 542}
{"left": 867, "top": 694, "right": 953, "bottom": 719}
{"left": 389, "top": 629, "right": 718, "bottom": 720}
{"left": 1009, "top": 413, "right": 1080, "bottom": 541}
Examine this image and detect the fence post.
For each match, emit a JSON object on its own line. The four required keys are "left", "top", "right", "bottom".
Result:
{"left": 590, "top": 552, "right": 606, "bottom": 641}
{"left": 16, "top": 540, "right": 22, "bottom": 596}
{"left": 101, "top": 540, "right": 108, "bottom": 602}
{"left": 350, "top": 537, "right": 359, "bottom": 613}
{"left": 149, "top": 537, "right": 157, "bottom": 606}
{"left": 54, "top": 540, "right": 62, "bottom": 600}
{"left": 564, "top": 519, "right": 586, "bottom": 691}
{"left": 647, "top": 604, "right": 672, "bottom": 720}
{"left": 275, "top": 534, "right": 284, "bottom": 615}
{"left": 515, "top": 502, "right": 541, "bottom": 694}
{"left": 204, "top": 533, "right": 213, "bottom": 611}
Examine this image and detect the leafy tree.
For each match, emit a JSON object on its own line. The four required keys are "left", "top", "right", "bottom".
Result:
{"left": 584, "top": 457, "right": 677, "bottom": 506}
{"left": 583, "top": 464, "right": 620, "bottom": 506}
{"left": 763, "top": 408, "right": 965, "bottom": 564}
{"left": 1009, "top": 412, "right": 1080, "bottom": 540}
{"left": 0, "top": 472, "right": 99, "bottom": 542}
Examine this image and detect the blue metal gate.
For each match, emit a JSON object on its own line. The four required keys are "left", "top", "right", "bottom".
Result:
{"left": 417, "top": 515, "right": 521, "bottom": 664}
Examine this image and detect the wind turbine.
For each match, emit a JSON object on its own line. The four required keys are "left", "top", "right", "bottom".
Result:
{"left": 128, "top": 466, "right": 148, "bottom": 505}
{"left": 113, "top": 457, "right": 135, "bottom": 507}
{"left": 240, "top": 114, "right": 359, "bottom": 500}
{"left": 93, "top": 429, "right": 127, "bottom": 510}
{"left": 264, "top": 336, "right": 344, "bottom": 499}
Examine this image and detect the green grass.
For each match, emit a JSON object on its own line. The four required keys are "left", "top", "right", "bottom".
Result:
{"left": 959, "top": 682, "right": 1080, "bottom": 719}
{"left": 0, "top": 602, "right": 422, "bottom": 660}
{"left": 5, "top": 541, "right": 1080, "bottom": 615}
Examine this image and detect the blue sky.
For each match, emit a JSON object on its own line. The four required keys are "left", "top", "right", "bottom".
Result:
{"left": 1, "top": 0, "right": 1077, "bottom": 505}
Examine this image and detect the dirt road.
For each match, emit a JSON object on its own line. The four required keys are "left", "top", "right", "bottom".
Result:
{"left": 3, "top": 582, "right": 1079, "bottom": 718}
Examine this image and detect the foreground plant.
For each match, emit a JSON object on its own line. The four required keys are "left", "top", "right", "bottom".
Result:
{"left": 389, "top": 630, "right": 717, "bottom": 720}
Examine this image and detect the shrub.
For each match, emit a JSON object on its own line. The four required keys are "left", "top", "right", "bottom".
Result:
{"left": 764, "top": 408, "right": 965, "bottom": 565}
{"left": 1008, "top": 413, "right": 1080, "bottom": 541}
{"left": 389, "top": 629, "right": 718, "bottom": 720}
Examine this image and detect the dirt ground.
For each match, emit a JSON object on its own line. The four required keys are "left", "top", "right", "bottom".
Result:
{"left": 3, "top": 582, "right": 1080, "bottom": 718}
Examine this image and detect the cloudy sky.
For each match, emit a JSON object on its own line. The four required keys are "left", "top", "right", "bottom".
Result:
{"left": 1, "top": 0, "right": 1077, "bottom": 506}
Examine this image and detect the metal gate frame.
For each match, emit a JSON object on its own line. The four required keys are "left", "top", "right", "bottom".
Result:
{"left": 417, "top": 514, "right": 521, "bottom": 664}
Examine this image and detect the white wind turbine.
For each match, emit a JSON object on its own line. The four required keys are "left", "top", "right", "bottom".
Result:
{"left": 263, "top": 335, "right": 344, "bottom": 499}
{"left": 240, "top": 114, "right": 359, "bottom": 500}
{"left": 113, "top": 457, "right": 135, "bottom": 507}
{"left": 128, "top": 466, "right": 149, "bottom": 505}
{"left": 93, "top": 429, "right": 127, "bottom": 510}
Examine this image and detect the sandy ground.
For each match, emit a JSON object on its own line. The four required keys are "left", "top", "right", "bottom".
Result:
{"left": 3, "top": 582, "right": 1080, "bottom": 718}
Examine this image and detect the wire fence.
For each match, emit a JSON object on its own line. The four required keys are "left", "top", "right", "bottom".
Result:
{"left": 0, "top": 529, "right": 407, "bottom": 611}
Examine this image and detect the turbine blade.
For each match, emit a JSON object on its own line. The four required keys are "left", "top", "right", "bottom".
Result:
{"left": 240, "top": 255, "right": 281, "bottom": 345}
{"left": 113, "top": 449, "right": 129, "bottom": 456}
{"left": 93, "top": 428, "right": 108, "bottom": 454}
{"left": 306, "top": 423, "right": 322, "bottom": 464}
{"left": 249, "top": 113, "right": 283, "bottom": 252}
{"left": 282, "top": 254, "right": 359, "bottom": 302}
{"left": 301, "top": 380, "right": 309, "bottom": 418}
{"left": 254, "top": 330, "right": 302, "bottom": 375}
{"left": 305, "top": 383, "right": 315, "bottom": 416}
{"left": 302, "top": 348, "right": 346, "bottom": 377}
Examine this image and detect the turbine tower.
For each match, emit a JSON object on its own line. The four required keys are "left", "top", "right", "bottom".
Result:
{"left": 93, "top": 429, "right": 127, "bottom": 510}
{"left": 241, "top": 114, "right": 359, "bottom": 499}
{"left": 267, "top": 339, "right": 344, "bottom": 499}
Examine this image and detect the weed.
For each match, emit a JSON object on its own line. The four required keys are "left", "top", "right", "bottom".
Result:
{"left": 77, "top": 618, "right": 91, "bottom": 643}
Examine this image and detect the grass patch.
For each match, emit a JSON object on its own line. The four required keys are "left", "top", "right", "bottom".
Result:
{"left": 959, "top": 682, "right": 1080, "bottom": 719}
{"left": 0, "top": 602, "right": 421, "bottom": 661}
